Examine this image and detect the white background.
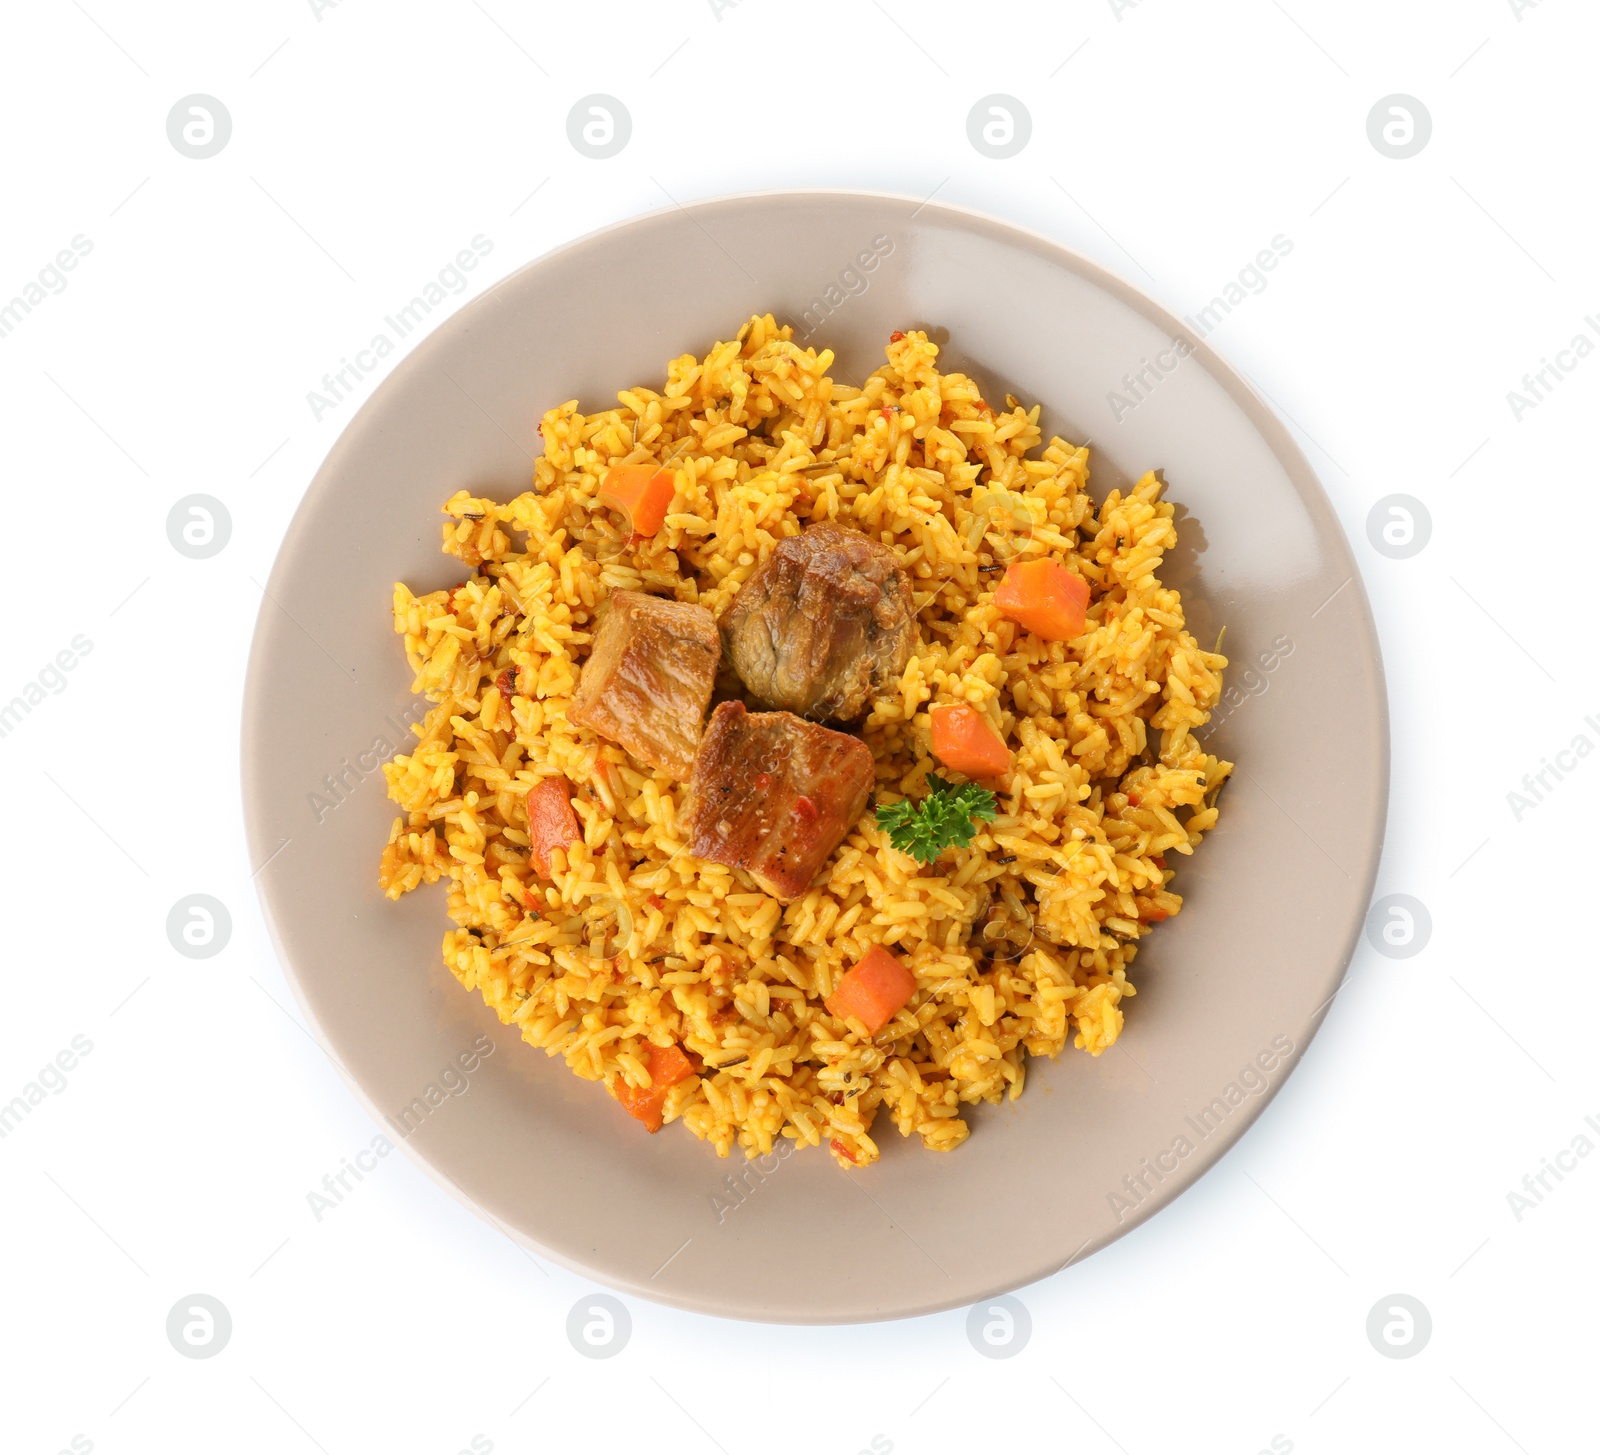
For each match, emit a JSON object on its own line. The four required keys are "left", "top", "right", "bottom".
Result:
{"left": 1, "top": 1, "right": 1595, "bottom": 1452}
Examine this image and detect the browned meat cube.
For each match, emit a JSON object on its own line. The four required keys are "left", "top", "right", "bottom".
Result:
{"left": 687, "top": 701, "right": 875, "bottom": 902}
{"left": 719, "top": 522, "right": 916, "bottom": 722}
{"left": 571, "top": 590, "right": 719, "bottom": 779}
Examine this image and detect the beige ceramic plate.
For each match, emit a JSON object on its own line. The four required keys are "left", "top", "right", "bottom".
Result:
{"left": 242, "top": 190, "right": 1386, "bottom": 1323}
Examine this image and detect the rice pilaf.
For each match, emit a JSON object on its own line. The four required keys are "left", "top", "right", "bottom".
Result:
{"left": 378, "top": 316, "right": 1232, "bottom": 1168}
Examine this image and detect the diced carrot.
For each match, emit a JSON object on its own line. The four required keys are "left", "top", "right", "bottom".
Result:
{"left": 611, "top": 1041, "right": 696, "bottom": 1132}
{"left": 526, "top": 776, "right": 580, "bottom": 878}
{"left": 825, "top": 945, "right": 918, "bottom": 1036}
{"left": 929, "top": 703, "right": 1011, "bottom": 778}
{"left": 993, "top": 559, "right": 1090, "bottom": 641}
{"left": 598, "top": 463, "right": 677, "bottom": 537}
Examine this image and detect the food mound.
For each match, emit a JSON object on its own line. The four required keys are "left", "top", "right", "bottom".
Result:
{"left": 378, "top": 316, "right": 1232, "bottom": 1168}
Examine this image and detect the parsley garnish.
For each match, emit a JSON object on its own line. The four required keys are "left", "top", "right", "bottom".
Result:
{"left": 875, "top": 775, "right": 998, "bottom": 864}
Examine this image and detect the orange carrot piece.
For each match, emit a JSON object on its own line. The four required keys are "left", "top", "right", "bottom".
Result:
{"left": 824, "top": 945, "right": 918, "bottom": 1036}
{"left": 598, "top": 464, "right": 677, "bottom": 537}
{"left": 611, "top": 1041, "right": 696, "bottom": 1132}
{"left": 993, "top": 559, "right": 1090, "bottom": 641}
{"left": 526, "top": 776, "right": 580, "bottom": 879}
{"left": 929, "top": 703, "right": 1011, "bottom": 778}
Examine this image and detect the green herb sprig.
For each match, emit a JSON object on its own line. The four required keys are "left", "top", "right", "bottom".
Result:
{"left": 875, "top": 775, "right": 998, "bottom": 865}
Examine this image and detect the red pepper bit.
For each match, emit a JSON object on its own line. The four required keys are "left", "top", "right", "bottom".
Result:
{"left": 495, "top": 668, "right": 517, "bottom": 697}
{"left": 830, "top": 1136, "right": 859, "bottom": 1164}
{"left": 1126, "top": 792, "right": 1141, "bottom": 808}
{"left": 754, "top": 773, "right": 771, "bottom": 789}
{"left": 1142, "top": 908, "right": 1169, "bottom": 924}
{"left": 794, "top": 795, "right": 818, "bottom": 821}
{"left": 889, "top": 330, "right": 906, "bottom": 342}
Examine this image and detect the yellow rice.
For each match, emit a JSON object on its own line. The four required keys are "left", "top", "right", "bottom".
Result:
{"left": 378, "top": 316, "right": 1232, "bottom": 1167}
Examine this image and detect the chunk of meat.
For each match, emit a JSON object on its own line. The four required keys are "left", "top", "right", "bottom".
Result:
{"left": 719, "top": 522, "right": 916, "bottom": 722}
{"left": 687, "top": 701, "right": 874, "bottom": 902}
{"left": 570, "top": 590, "right": 719, "bottom": 779}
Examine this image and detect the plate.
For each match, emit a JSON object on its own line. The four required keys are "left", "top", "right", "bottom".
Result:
{"left": 242, "top": 190, "right": 1387, "bottom": 1323}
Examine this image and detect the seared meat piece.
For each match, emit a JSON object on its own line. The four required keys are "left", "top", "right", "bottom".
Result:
{"left": 687, "top": 701, "right": 875, "bottom": 902}
{"left": 571, "top": 590, "right": 719, "bottom": 779}
{"left": 719, "top": 522, "right": 916, "bottom": 722}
